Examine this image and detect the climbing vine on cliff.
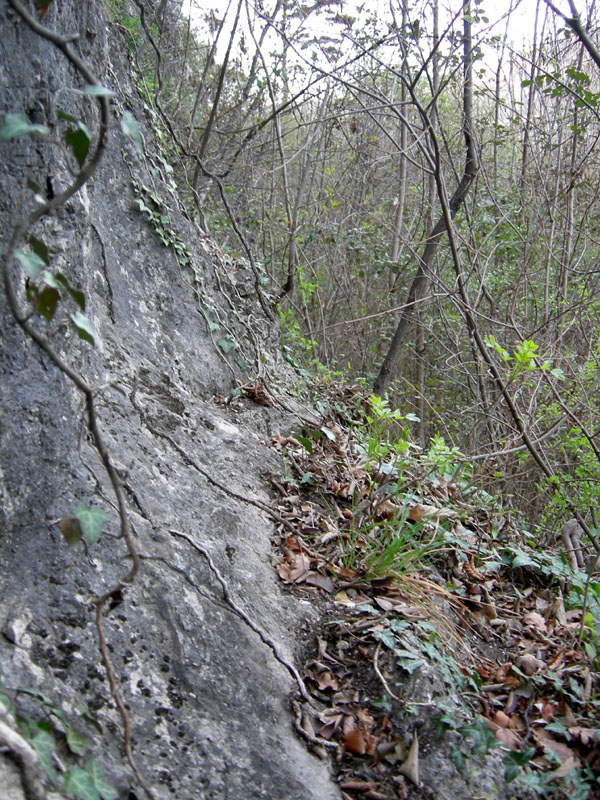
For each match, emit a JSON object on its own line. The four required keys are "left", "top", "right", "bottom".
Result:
{"left": 0, "top": 1, "right": 156, "bottom": 797}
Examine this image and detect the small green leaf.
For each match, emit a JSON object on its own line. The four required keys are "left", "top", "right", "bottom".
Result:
{"left": 37, "top": 287, "right": 60, "bottom": 321}
{"left": 85, "top": 760, "right": 118, "bottom": 800}
{"left": 65, "top": 125, "right": 91, "bottom": 168}
{"left": 29, "top": 235, "right": 49, "bottom": 265}
{"left": 121, "top": 111, "right": 143, "bottom": 154}
{"left": 32, "top": 728, "right": 58, "bottom": 785}
{"left": 78, "top": 85, "right": 116, "bottom": 97}
{"left": 13, "top": 248, "right": 45, "bottom": 279}
{"left": 54, "top": 272, "right": 85, "bottom": 310}
{"left": 64, "top": 766, "right": 101, "bottom": 800}
{"left": 295, "top": 435, "right": 313, "bottom": 454}
{"left": 57, "top": 108, "right": 78, "bottom": 123}
{"left": 320, "top": 426, "right": 337, "bottom": 442}
{"left": 503, "top": 748, "right": 535, "bottom": 783}
{"left": 74, "top": 506, "right": 107, "bottom": 545}
{"left": 300, "top": 471, "right": 314, "bottom": 484}
{"left": 0, "top": 113, "right": 50, "bottom": 140}
{"left": 450, "top": 744, "right": 466, "bottom": 771}
{"left": 66, "top": 725, "right": 88, "bottom": 755}
{"left": 79, "top": 703, "right": 102, "bottom": 733}
{"left": 217, "top": 337, "right": 237, "bottom": 354}
{"left": 70, "top": 312, "right": 95, "bottom": 345}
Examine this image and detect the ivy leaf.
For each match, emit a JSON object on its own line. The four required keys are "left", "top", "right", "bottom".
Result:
{"left": 45, "top": 271, "right": 85, "bottom": 310}
{"left": 31, "top": 728, "right": 58, "bottom": 785}
{"left": 503, "top": 748, "right": 535, "bottom": 783}
{"left": 79, "top": 703, "right": 102, "bottom": 733}
{"left": 13, "top": 248, "right": 45, "bottom": 279}
{"left": 37, "top": 287, "right": 60, "bottom": 321}
{"left": 74, "top": 505, "right": 107, "bottom": 545}
{"left": 121, "top": 111, "right": 143, "bottom": 155}
{"left": 66, "top": 726, "right": 89, "bottom": 756}
{"left": 29, "top": 235, "right": 49, "bottom": 265}
{"left": 76, "top": 85, "right": 115, "bottom": 97}
{"left": 65, "top": 124, "right": 91, "bottom": 168}
{"left": 64, "top": 766, "right": 101, "bottom": 800}
{"left": 0, "top": 113, "right": 50, "bottom": 140}
{"left": 70, "top": 312, "right": 95, "bottom": 345}
{"left": 57, "top": 107, "right": 78, "bottom": 124}
{"left": 85, "top": 759, "right": 118, "bottom": 800}
{"left": 217, "top": 337, "right": 237, "bottom": 354}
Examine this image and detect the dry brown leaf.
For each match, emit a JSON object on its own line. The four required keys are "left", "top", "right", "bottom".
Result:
{"left": 533, "top": 727, "right": 580, "bottom": 765}
{"left": 523, "top": 611, "right": 547, "bottom": 633}
{"left": 344, "top": 727, "right": 367, "bottom": 755}
{"left": 516, "top": 653, "right": 545, "bottom": 675}
{"left": 569, "top": 727, "right": 600, "bottom": 745}
{"left": 397, "top": 730, "right": 420, "bottom": 787}
{"left": 302, "top": 572, "right": 335, "bottom": 593}
{"left": 340, "top": 780, "right": 381, "bottom": 791}
{"left": 493, "top": 710, "right": 511, "bottom": 728}
{"left": 547, "top": 755, "right": 577, "bottom": 781}
{"left": 276, "top": 552, "right": 310, "bottom": 582}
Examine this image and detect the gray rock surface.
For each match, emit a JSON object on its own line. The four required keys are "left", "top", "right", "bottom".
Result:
{"left": 0, "top": 1, "right": 337, "bottom": 798}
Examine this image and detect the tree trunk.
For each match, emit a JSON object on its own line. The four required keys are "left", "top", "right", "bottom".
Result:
{"left": 374, "top": 0, "right": 477, "bottom": 396}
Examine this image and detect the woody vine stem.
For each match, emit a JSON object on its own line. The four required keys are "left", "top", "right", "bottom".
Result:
{"left": 2, "top": 1, "right": 156, "bottom": 797}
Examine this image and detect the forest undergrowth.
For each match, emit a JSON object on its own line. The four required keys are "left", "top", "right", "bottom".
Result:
{"left": 258, "top": 380, "right": 600, "bottom": 799}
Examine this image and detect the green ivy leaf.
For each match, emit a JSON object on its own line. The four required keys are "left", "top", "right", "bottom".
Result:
{"left": 0, "top": 113, "right": 50, "bottom": 140}
{"left": 74, "top": 506, "right": 107, "bottom": 545}
{"left": 64, "top": 766, "right": 101, "bottom": 800}
{"left": 77, "top": 85, "right": 116, "bottom": 97}
{"left": 70, "top": 312, "right": 95, "bottom": 345}
{"left": 45, "top": 271, "right": 86, "bottom": 310}
{"left": 13, "top": 248, "right": 45, "bottom": 279}
{"left": 121, "top": 111, "right": 143, "bottom": 155}
{"left": 85, "top": 759, "right": 118, "bottom": 800}
{"left": 57, "top": 108, "right": 78, "bottom": 124}
{"left": 37, "top": 287, "right": 60, "bottom": 321}
{"left": 65, "top": 125, "right": 91, "bottom": 168}
{"left": 66, "top": 725, "right": 88, "bottom": 756}
{"left": 217, "top": 337, "right": 237, "bottom": 354}
{"left": 31, "top": 728, "right": 58, "bottom": 785}
{"left": 503, "top": 748, "right": 535, "bottom": 783}
{"left": 29, "top": 236, "right": 49, "bottom": 265}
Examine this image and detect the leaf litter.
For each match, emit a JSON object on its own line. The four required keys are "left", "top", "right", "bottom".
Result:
{"left": 267, "top": 388, "right": 600, "bottom": 799}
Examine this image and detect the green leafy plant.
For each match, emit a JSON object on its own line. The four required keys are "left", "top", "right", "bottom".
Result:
{"left": 0, "top": 673, "right": 117, "bottom": 800}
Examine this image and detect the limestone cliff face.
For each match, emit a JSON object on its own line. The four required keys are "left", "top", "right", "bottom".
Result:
{"left": 0, "top": 2, "right": 337, "bottom": 798}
